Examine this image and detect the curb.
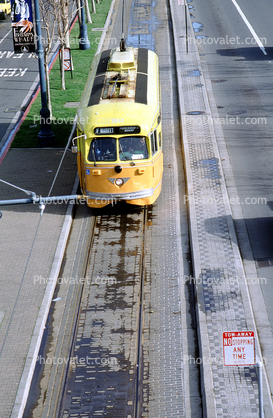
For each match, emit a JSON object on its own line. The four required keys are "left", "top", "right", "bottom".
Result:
{"left": 168, "top": 3, "right": 215, "bottom": 415}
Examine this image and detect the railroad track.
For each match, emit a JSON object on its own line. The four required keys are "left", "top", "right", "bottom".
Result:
{"left": 56, "top": 204, "right": 150, "bottom": 417}
{"left": 23, "top": 0, "right": 202, "bottom": 415}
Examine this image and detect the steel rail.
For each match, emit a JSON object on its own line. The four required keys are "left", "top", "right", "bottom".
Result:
{"left": 134, "top": 205, "right": 148, "bottom": 418}
{"left": 56, "top": 213, "right": 97, "bottom": 417}
{"left": 54, "top": 206, "right": 149, "bottom": 417}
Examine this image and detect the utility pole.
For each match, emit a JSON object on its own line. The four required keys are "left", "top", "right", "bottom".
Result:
{"left": 79, "top": 0, "right": 90, "bottom": 50}
{"left": 33, "top": 0, "right": 55, "bottom": 146}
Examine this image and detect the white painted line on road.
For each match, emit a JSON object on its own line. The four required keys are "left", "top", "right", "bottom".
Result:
{"left": 0, "top": 311, "right": 5, "bottom": 325}
{"left": 0, "top": 28, "right": 12, "bottom": 45}
{"left": 231, "top": 0, "right": 267, "bottom": 55}
{"left": 0, "top": 68, "right": 28, "bottom": 77}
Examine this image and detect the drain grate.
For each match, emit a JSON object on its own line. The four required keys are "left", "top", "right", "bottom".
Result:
{"left": 5, "top": 107, "right": 20, "bottom": 113}
{"left": 227, "top": 110, "right": 247, "bottom": 116}
{"left": 255, "top": 258, "right": 273, "bottom": 268}
{"left": 211, "top": 79, "right": 227, "bottom": 83}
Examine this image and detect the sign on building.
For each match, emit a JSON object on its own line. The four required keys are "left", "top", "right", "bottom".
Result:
{"left": 223, "top": 331, "right": 255, "bottom": 366}
{"left": 11, "top": 0, "right": 35, "bottom": 53}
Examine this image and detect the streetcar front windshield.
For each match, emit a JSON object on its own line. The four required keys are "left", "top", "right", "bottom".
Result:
{"left": 87, "top": 137, "right": 117, "bottom": 162}
{"left": 119, "top": 136, "right": 148, "bottom": 160}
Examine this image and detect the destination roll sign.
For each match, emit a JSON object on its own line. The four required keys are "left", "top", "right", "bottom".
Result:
{"left": 94, "top": 126, "right": 141, "bottom": 135}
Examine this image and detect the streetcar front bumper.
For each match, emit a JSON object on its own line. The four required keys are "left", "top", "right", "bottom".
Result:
{"left": 85, "top": 188, "right": 153, "bottom": 204}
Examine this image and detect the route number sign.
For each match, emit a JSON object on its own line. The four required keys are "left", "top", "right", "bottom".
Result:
{"left": 223, "top": 331, "right": 255, "bottom": 366}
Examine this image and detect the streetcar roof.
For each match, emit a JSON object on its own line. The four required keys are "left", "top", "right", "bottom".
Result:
{"left": 77, "top": 47, "right": 160, "bottom": 136}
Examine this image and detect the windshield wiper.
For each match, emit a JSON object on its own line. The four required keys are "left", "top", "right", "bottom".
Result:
{"left": 119, "top": 144, "right": 135, "bottom": 165}
{"left": 119, "top": 144, "right": 130, "bottom": 160}
{"left": 92, "top": 141, "right": 97, "bottom": 167}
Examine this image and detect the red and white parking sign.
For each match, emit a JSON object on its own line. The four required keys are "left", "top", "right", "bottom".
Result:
{"left": 178, "top": 0, "right": 186, "bottom": 5}
{"left": 223, "top": 331, "right": 255, "bottom": 366}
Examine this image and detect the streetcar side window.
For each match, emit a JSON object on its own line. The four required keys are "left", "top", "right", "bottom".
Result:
{"left": 119, "top": 136, "right": 148, "bottom": 160}
{"left": 151, "top": 130, "right": 158, "bottom": 155}
{"left": 87, "top": 137, "right": 117, "bottom": 162}
{"left": 158, "top": 132, "right": 162, "bottom": 149}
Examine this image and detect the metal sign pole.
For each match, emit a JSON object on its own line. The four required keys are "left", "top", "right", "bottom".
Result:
{"left": 257, "top": 359, "right": 264, "bottom": 418}
{"left": 223, "top": 332, "right": 263, "bottom": 417}
{"left": 185, "top": 4, "right": 188, "bottom": 54}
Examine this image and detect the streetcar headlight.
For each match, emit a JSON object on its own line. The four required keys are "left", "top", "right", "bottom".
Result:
{"left": 115, "top": 178, "right": 124, "bottom": 186}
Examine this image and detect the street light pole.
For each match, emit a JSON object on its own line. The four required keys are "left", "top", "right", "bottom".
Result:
{"left": 79, "top": 0, "right": 90, "bottom": 50}
{"left": 33, "top": 0, "right": 54, "bottom": 146}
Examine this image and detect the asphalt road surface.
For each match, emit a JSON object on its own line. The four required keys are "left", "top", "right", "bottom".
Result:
{"left": 191, "top": 0, "right": 273, "bottom": 328}
{"left": 0, "top": 15, "right": 39, "bottom": 146}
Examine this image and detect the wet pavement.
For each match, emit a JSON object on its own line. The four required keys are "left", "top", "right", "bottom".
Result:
{"left": 59, "top": 209, "right": 145, "bottom": 417}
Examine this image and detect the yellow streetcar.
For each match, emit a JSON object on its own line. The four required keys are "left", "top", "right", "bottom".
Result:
{"left": 72, "top": 46, "right": 163, "bottom": 208}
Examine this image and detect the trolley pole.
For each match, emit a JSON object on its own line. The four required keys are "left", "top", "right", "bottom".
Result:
{"left": 33, "top": 0, "right": 54, "bottom": 146}
{"left": 79, "top": 0, "right": 90, "bottom": 50}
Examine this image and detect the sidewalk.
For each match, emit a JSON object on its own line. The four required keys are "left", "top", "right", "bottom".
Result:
{"left": 0, "top": 148, "right": 77, "bottom": 417}
{"left": 169, "top": 1, "right": 273, "bottom": 416}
